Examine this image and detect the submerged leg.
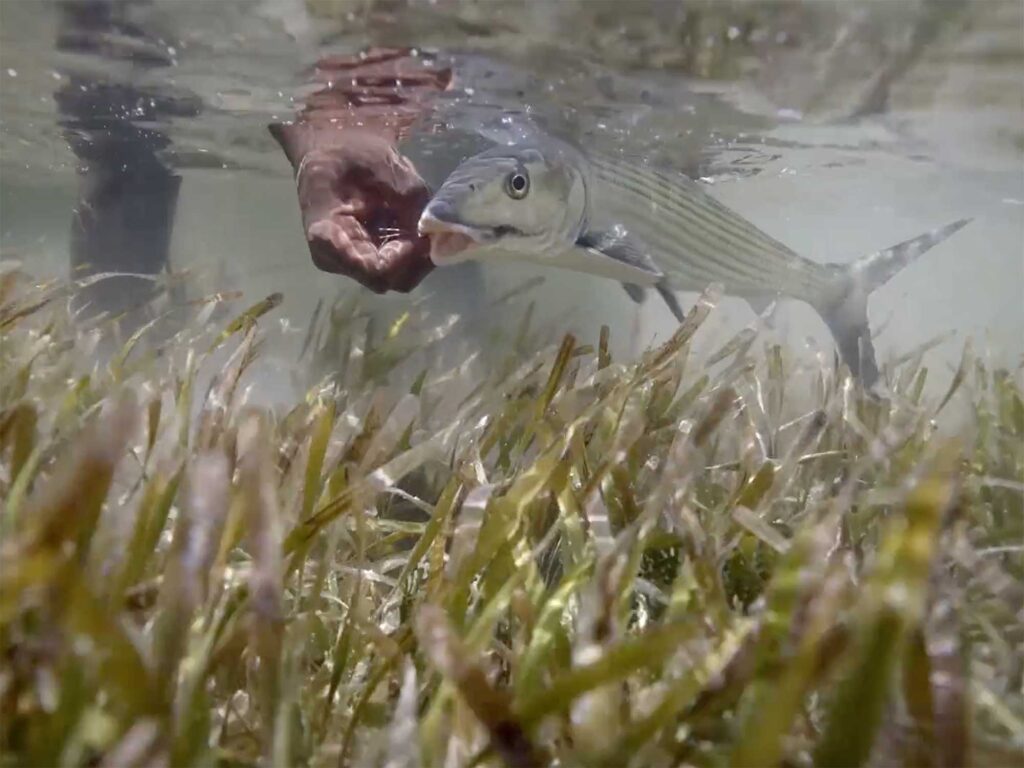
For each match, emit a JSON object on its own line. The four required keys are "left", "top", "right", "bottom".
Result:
{"left": 55, "top": 0, "right": 193, "bottom": 329}
{"left": 66, "top": 134, "right": 181, "bottom": 320}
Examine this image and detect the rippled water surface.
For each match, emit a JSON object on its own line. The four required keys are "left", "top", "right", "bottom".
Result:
{"left": 1, "top": 0, "right": 1021, "bottom": 394}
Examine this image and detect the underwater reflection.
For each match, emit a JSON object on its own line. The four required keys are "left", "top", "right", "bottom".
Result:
{"left": 56, "top": 0, "right": 198, "bottom": 327}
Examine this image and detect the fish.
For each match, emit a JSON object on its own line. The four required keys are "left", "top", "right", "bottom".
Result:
{"left": 417, "top": 136, "right": 972, "bottom": 385}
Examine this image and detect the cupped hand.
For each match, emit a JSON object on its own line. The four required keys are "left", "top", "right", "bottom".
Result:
{"left": 294, "top": 131, "right": 434, "bottom": 293}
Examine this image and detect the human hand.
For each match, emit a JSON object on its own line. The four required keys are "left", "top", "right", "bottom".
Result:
{"left": 278, "top": 128, "right": 435, "bottom": 293}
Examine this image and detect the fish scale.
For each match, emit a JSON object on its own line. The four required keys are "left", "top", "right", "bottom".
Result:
{"left": 588, "top": 156, "right": 830, "bottom": 301}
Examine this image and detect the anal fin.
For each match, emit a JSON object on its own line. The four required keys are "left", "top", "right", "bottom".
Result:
{"left": 577, "top": 226, "right": 659, "bottom": 274}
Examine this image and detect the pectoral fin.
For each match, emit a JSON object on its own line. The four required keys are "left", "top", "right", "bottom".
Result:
{"left": 573, "top": 226, "right": 662, "bottom": 287}
{"left": 577, "top": 228, "right": 661, "bottom": 275}
{"left": 579, "top": 227, "right": 685, "bottom": 321}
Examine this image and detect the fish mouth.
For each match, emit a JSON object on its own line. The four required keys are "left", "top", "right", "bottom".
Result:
{"left": 415, "top": 201, "right": 512, "bottom": 264}
{"left": 418, "top": 199, "right": 532, "bottom": 264}
{"left": 418, "top": 215, "right": 487, "bottom": 264}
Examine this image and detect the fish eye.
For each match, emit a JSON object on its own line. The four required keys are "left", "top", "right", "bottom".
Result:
{"left": 505, "top": 171, "right": 529, "bottom": 199}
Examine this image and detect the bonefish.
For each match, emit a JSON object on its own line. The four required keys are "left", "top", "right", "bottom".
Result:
{"left": 417, "top": 137, "right": 971, "bottom": 385}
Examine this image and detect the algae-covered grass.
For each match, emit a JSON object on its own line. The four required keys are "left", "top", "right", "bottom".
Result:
{"left": 1, "top": 263, "right": 1021, "bottom": 767}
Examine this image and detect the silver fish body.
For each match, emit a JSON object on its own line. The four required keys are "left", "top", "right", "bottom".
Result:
{"left": 418, "top": 137, "right": 971, "bottom": 385}
{"left": 586, "top": 155, "right": 831, "bottom": 302}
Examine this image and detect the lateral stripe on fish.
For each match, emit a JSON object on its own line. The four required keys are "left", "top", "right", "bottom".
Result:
{"left": 593, "top": 156, "right": 799, "bottom": 264}
{"left": 591, "top": 161, "right": 803, "bottom": 291}
{"left": 598, "top": 176, "right": 816, "bottom": 297}
{"left": 592, "top": 161, "right": 800, "bottom": 286}
{"left": 587, "top": 178, "right": 746, "bottom": 286}
{"left": 590, "top": 162, "right": 765, "bottom": 286}
{"left": 592, "top": 157, "right": 828, "bottom": 296}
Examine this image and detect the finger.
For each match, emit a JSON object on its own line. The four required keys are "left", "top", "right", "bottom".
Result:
{"left": 378, "top": 237, "right": 414, "bottom": 266}
{"left": 329, "top": 198, "right": 367, "bottom": 216}
{"left": 378, "top": 238, "right": 434, "bottom": 292}
{"left": 307, "top": 218, "right": 350, "bottom": 253}
{"left": 334, "top": 217, "right": 380, "bottom": 264}
{"left": 307, "top": 219, "right": 390, "bottom": 292}
{"left": 308, "top": 218, "right": 376, "bottom": 270}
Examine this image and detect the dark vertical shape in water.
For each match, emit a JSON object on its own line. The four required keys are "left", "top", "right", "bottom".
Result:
{"left": 54, "top": 0, "right": 196, "bottom": 327}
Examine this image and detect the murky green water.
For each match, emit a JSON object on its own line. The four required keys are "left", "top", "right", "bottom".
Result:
{"left": 1, "top": 0, "right": 1021, "bottom": 399}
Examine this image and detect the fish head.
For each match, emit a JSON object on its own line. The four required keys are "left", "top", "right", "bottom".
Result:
{"left": 418, "top": 143, "right": 586, "bottom": 265}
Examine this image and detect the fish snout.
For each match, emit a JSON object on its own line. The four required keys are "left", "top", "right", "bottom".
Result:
{"left": 418, "top": 199, "right": 484, "bottom": 265}
{"left": 417, "top": 199, "right": 462, "bottom": 235}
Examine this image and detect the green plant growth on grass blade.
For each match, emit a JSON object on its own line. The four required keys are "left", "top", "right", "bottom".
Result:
{"left": 0, "top": 263, "right": 1021, "bottom": 768}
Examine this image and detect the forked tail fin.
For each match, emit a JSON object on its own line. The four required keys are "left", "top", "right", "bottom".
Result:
{"left": 815, "top": 218, "right": 972, "bottom": 386}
